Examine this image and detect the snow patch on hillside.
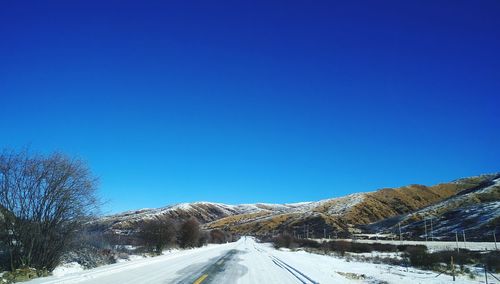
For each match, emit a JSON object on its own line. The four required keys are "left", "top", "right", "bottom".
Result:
{"left": 411, "top": 177, "right": 499, "bottom": 217}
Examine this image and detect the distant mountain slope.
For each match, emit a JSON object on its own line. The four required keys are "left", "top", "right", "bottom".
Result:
{"left": 90, "top": 202, "right": 263, "bottom": 234}
{"left": 206, "top": 174, "right": 500, "bottom": 237}
{"left": 364, "top": 174, "right": 500, "bottom": 241}
{"left": 91, "top": 173, "right": 500, "bottom": 240}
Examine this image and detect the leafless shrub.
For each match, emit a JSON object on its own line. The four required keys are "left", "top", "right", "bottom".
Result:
{"left": 209, "top": 229, "right": 227, "bottom": 244}
{"left": 273, "top": 235, "right": 295, "bottom": 249}
{"left": 178, "top": 218, "right": 201, "bottom": 248}
{"left": 138, "top": 217, "right": 177, "bottom": 254}
{"left": 0, "top": 149, "right": 100, "bottom": 271}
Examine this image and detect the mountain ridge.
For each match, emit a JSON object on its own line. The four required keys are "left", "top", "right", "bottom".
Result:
{"left": 90, "top": 173, "right": 500, "bottom": 241}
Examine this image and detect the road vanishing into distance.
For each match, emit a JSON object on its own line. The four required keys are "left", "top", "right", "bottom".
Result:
{"left": 28, "top": 237, "right": 495, "bottom": 284}
{"left": 28, "top": 237, "right": 326, "bottom": 284}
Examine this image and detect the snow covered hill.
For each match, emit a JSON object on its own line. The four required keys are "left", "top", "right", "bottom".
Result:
{"left": 365, "top": 175, "right": 500, "bottom": 241}
{"left": 91, "top": 202, "right": 263, "bottom": 235}
{"left": 90, "top": 173, "right": 500, "bottom": 240}
{"left": 90, "top": 194, "right": 369, "bottom": 236}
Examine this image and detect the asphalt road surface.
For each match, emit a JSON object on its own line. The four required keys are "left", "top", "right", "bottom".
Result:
{"left": 28, "top": 237, "right": 322, "bottom": 284}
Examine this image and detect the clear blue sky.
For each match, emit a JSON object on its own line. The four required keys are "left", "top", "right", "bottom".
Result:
{"left": 1, "top": 1, "right": 499, "bottom": 214}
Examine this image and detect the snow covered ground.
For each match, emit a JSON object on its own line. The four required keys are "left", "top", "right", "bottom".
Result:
{"left": 27, "top": 237, "right": 497, "bottom": 284}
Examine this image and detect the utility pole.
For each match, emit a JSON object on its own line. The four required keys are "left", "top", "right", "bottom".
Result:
{"left": 463, "top": 230, "right": 466, "bottom": 249}
{"left": 430, "top": 218, "right": 434, "bottom": 241}
{"left": 494, "top": 230, "right": 498, "bottom": 250}
{"left": 424, "top": 219, "right": 428, "bottom": 242}
{"left": 455, "top": 231, "right": 460, "bottom": 253}
{"left": 398, "top": 223, "right": 403, "bottom": 243}
{"left": 451, "top": 256, "right": 455, "bottom": 281}
{"left": 484, "top": 264, "right": 488, "bottom": 284}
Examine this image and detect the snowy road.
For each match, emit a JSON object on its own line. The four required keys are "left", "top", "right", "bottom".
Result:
{"left": 27, "top": 237, "right": 325, "bottom": 284}
{"left": 27, "top": 237, "right": 491, "bottom": 284}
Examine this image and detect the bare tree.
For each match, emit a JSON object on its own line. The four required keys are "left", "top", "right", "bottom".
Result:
{"left": 178, "top": 218, "right": 201, "bottom": 248}
{"left": 138, "top": 217, "right": 177, "bottom": 254}
{"left": 0, "top": 149, "right": 99, "bottom": 271}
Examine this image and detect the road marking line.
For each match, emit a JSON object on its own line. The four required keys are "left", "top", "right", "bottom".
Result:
{"left": 193, "top": 274, "right": 208, "bottom": 284}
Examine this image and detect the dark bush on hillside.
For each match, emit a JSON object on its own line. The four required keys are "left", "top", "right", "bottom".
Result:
{"left": 273, "top": 235, "right": 295, "bottom": 249}
{"left": 483, "top": 251, "right": 500, "bottom": 273}
{"left": 77, "top": 230, "right": 112, "bottom": 251}
{"left": 198, "top": 230, "right": 210, "bottom": 247}
{"left": 397, "top": 244, "right": 427, "bottom": 252}
{"left": 402, "top": 247, "right": 499, "bottom": 271}
{"left": 178, "top": 218, "right": 201, "bottom": 248}
{"left": 431, "top": 249, "right": 481, "bottom": 266}
{"left": 273, "top": 236, "right": 325, "bottom": 250}
{"left": 349, "top": 242, "right": 373, "bottom": 253}
{"left": 331, "top": 241, "right": 351, "bottom": 256}
{"left": 295, "top": 238, "right": 321, "bottom": 249}
{"left": 209, "top": 229, "right": 225, "bottom": 244}
{"left": 273, "top": 237, "right": 404, "bottom": 256}
{"left": 403, "top": 246, "right": 437, "bottom": 269}
{"left": 268, "top": 234, "right": 499, "bottom": 273}
{"left": 371, "top": 243, "right": 398, "bottom": 252}
{"left": 323, "top": 241, "right": 399, "bottom": 255}
{"left": 139, "top": 217, "right": 177, "bottom": 254}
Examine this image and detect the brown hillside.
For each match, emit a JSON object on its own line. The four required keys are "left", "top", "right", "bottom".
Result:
{"left": 206, "top": 174, "right": 497, "bottom": 236}
{"left": 342, "top": 183, "right": 467, "bottom": 224}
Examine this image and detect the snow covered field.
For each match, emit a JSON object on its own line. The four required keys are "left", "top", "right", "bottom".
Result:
{"left": 27, "top": 237, "right": 497, "bottom": 284}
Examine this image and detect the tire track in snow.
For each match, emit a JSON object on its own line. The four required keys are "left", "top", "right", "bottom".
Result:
{"left": 252, "top": 241, "right": 318, "bottom": 283}
{"left": 269, "top": 255, "right": 319, "bottom": 284}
